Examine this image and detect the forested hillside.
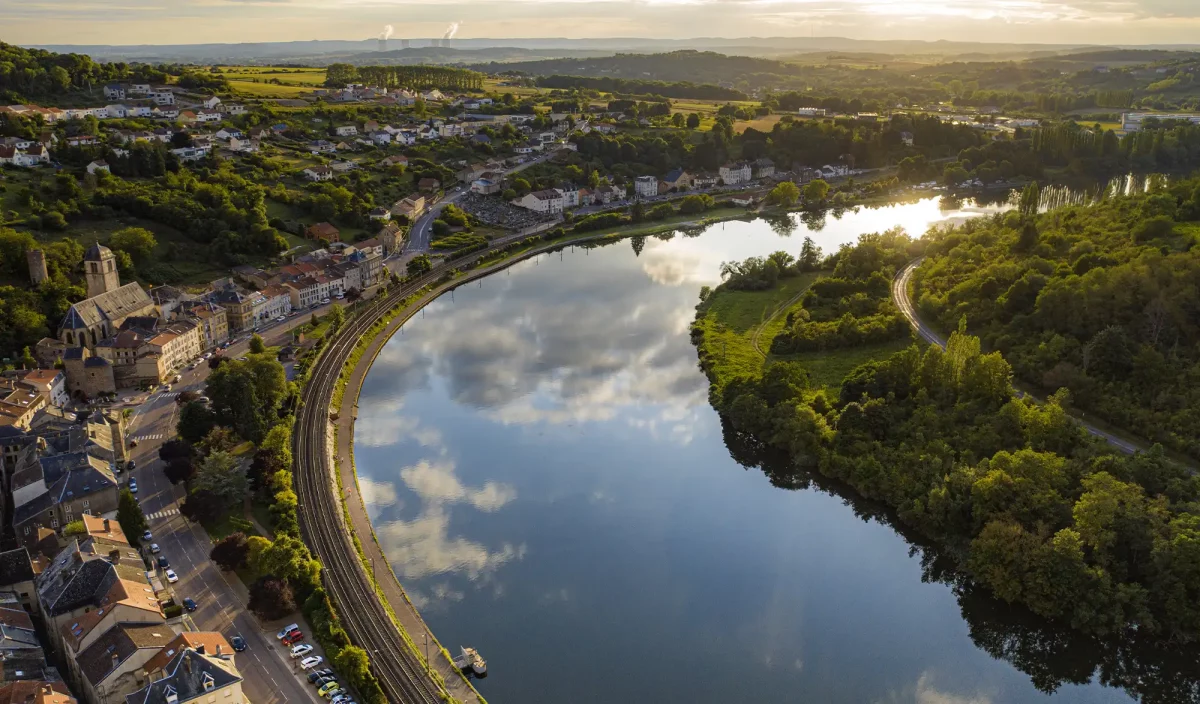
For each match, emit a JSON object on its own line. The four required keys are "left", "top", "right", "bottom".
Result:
{"left": 913, "top": 177, "right": 1200, "bottom": 459}
{"left": 695, "top": 232, "right": 1200, "bottom": 644}
{"left": 0, "top": 41, "right": 165, "bottom": 101}
{"left": 472, "top": 50, "right": 795, "bottom": 88}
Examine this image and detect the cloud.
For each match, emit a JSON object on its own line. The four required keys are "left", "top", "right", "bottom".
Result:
{"left": 357, "top": 475, "right": 399, "bottom": 509}
{"left": 400, "top": 458, "right": 517, "bottom": 512}
{"left": 374, "top": 506, "right": 524, "bottom": 580}
{"left": 912, "top": 672, "right": 993, "bottom": 704}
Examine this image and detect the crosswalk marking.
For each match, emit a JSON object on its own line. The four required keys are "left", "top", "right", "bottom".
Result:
{"left": 146, "top": 507, "right": 180, "bottom": 521}
{"left": 132, "top": 433, "right": 165, "bottom": 442}
{"left": 157, "top": 391, "right": 179, "bottom": 399}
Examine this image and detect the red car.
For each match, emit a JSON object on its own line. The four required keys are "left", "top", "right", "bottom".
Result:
{"left": 283, "top": 631, "right": 305, "bottom": 646}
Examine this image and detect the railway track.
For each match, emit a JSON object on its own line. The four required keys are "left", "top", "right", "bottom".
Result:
{"left": 293, "top": 250, "right": 502, "bottom": 703}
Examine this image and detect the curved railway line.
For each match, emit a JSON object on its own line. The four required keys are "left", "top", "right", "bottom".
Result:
{"left": 293, "top": 259, "right": 482, "bottom": 704}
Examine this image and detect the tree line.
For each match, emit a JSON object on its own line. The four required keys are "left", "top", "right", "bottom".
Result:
{"left": 325, "top": 63, "right": 483, "bottom": 91}
{"left": 695, "top": 229, "right": 1200, "bottom": 646}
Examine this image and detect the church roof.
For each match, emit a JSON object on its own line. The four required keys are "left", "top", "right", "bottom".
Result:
{"left": 84, "top": 243, "right": 112, "bottom": 262}
{"left": 60, "top": 283, "right": 155, "bottom": 331}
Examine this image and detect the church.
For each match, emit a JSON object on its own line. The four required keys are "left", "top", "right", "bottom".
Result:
{"left": 58, "top": 243, "right": 157, "bottom": 349}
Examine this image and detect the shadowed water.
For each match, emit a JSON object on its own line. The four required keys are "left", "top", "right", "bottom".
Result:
{"left": 354, "top": 197, "right": 1197, "bottom": 704}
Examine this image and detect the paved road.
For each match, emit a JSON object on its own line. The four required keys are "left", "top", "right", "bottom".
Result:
{"left": 405, "top": 153, "right": 553, "bottom": 254}
{"left": 119, "top": 312, "right": 360, "bottom": 704}
{"left": 892, "top": 258, "right": 1139, "bottom": 454}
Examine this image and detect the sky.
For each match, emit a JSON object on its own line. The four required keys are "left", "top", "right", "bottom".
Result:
{"left": 3, "top": 0, "right": 1200, "bottom": 47}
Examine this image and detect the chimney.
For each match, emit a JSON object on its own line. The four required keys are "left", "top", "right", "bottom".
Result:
{"left": 215, "top": 643, "right": 222, "bottom": 656}
{"left": 112, "top": 652, "right": 120, "bottom": 670}
{"left": 184, "top": 655, "right": 192, "bottom": 674}
{"left": 104, "top": 518, "right": 111, "bottom": 532}
{"left": 109, "top": 549, "right": 121, "bottom": 564}
{"left": 196, "top": 644, "right": 205, "bottom": 655}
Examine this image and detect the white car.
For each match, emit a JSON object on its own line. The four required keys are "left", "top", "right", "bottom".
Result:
{"left": 165, "top": 569, "right": 179, "bottom": 583}
{"left": 150, "top": 543, "right": 161, "bottom": 554}
{"left": 276, "top": 623, "right": 300, "bottom": 640}
{"left": 300, "top": 656, "right": 324, "bottom": 670}
{"left": 290, "top": 644, "right": 314, "bottom": 658}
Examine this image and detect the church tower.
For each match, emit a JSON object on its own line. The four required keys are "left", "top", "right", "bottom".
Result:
{"left": 84, "top": 243, "right": 121, "bottom": 298}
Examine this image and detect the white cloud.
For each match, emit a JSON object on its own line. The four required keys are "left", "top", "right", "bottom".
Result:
{"left": 357, "top": 475, "right": 399, "bottom": 509}
{"left": 374, "top": 506, "right": 523, "bottom": 580}
{"left": 400, "top": 458, "right": 517, "bottom": 512}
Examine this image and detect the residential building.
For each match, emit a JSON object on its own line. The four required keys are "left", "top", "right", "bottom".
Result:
{"left": 86, "top": 161, "right": 110, "bottom": 175}
{"left": 257, "top": 286, "right": 292, "bottom": 323}
{"left": 796, "top": 107, "right": 827, "bottom": 117}
{"left": 305, "top": 222, "right": 340, "bottom": 243}
{"left": 719, "top": 162, "right": 752, "bottom": 185}
{"left": 7, "top": 370, "right": 68, "bottom": 408}
{"left": 177, "top": 301, "right": 228, "bottom": 350}
{"left": 126, "top": 637, "right": 244, "bottom": 704}
{"left": 633, "top": 176, "right": 658, "bottom": 199}
{"left": 103, "top": 85, "right": 126, "bottom": 100}
{"left": 751, "top": 158, "right": 776, "bottom": 179}
{"left": 661, "top": 168, "right": 692, "bottom": 191}
{"left": 284, "top": 277, "right": 323, "bottom": 310}
{"left": 68, "top": 623, "right": 176, "bottom": 704}
{"left": 512, "top": 189, "right": 565, "bottom": 214}
{"left": 557, "top": 184, "right": 580, "bottom": 208}
{"left": 302, "top": 166, "right": 333, "bottom": 182}
{"left": 205, "top": 287, "right": 256, "bottom": 333}
{"left": 377, "top": 223, "right": 404, "bottom": 255}
{"left": 390, "top": 196, "right": 425, "bottom": 221}
{"left": 200, "top": 96, "right": 221, "bottom": 110}
{"left": 335, "top": 124, "right": 358, "bottom": 137}
{"left": 418, "top": 177, "right": 440, "bottom": 192}
{"left": 0, "top": 381, "right": 45, "bottom": 431}
{"left": 61, "top": 349, "right": 116, "bottom": 401}
{"left": 470, "top": 178, "right": 501, "bottom": 195}
{"left": 308, "top": 140, "right": 336, "bottom": 154}
{"left": 147, "top": 90, "right": 174, "bottom": 106}
{"left": 12, "top": 451, "right": 119, "bottom": 546}
{"left": 368, "top": 207, "right": 391, "bottom": 222}
{"left": 0, "top": 681, "right": 76, "bottom": 704}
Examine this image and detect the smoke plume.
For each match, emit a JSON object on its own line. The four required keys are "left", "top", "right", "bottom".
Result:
{"left": 380, "top": 25, "right": 394, "bottom": 40}
{"left": 443, "top": 22, "right": 459, "bottom": 40}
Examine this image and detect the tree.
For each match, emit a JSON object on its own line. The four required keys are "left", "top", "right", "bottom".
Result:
{"left": 180, "top": 488, "right": 223, "bottom": 524}
{"left": 671, "top": 112, "right": 685, "bottom": 128}
{"left": 802, "top": 179, "right": 830, "bottom": 204}
{"left": 798, "top": 237, "right": 822, "bottom": 271}
{"left": 193, "top": 451, "right": 249, "bottom": 504}
{"left": 116, "top": 489, "right": 147, "bottom": 546}
{"left": 942, "top": 164, "right": 970, "bottom": 186}
{"left": 159, "top": 439, "right": 194, "bottom": 463}
{"left": 406, "top": 255, "right": 432, "bottom": 277}
{"left": 767, "top": 181, "right": 801, "bottom": 207}
{"left": 678, "top": 194, "right": 714, "bottom": 215}
{"left": 686, "top": 113, "right": 701, "bottom": 129}
{"left": 211, "top": 532, "right": 251, "bottom": 571}
{"left": 334, "top": 645, "right": 373, "bottom": 685}
{"left": 248, "top": 576, "right": 296, "bottom": 620}
{"left": 164, "top": 457, "right": 197, "bottom": 485}
{"left": 200, "top": 426, "right": 240, "bottom": 454}
{"left": 178, "top": 401, "right": 217, "bottom": 444}
{"left": 109, "top": 227, "right": 157, "bottom": 265}
{"left": 328, "top": 303, "right": 345, "bottom": 332}
{"left": 249, "top": 334, "right": 266, "bottom": 355}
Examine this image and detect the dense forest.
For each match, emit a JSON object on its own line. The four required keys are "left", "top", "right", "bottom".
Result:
{"left": 913, "top": 176, "right": 1200, "bottom": 460}
{"left": 537, "top": 75, "right": 745, "bottom": 101}
{"left": 695, "top": 230, "right": 1200, "bottom": 644}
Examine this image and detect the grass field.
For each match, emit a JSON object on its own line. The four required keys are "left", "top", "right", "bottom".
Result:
{"left": 734, "top": 114, "right": 784, "bottom": 134}
{"left": 696, "top": 274, "right": 915, "bottom": 394}
{"left": 218, "top": 67, "right": 327, "bottom": 85}
{"left": 482, "top": 78, "right": 544, "bottom": 97}
{"left": 227, "top": 80, "right": 312, "bottom": 98}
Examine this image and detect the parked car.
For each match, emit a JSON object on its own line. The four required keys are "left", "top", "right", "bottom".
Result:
{"left": 300, "top": 656, "right": 323, "bottom": 670}
{"left": 283, "top": 631, "right": 304, "bottom": 645}
{"left": 317, "top": 682, "right": 340, "bottom": 697}
{"left": 312, "top": 676, "right": 336, "bottom": 688}
{"left": 157, "top": 556, "right": 169, "bottom": 569}
{"left": 308, "top": 671, "right": 331, "bottom": 684}
{"left": 150, "top": 543, "right": 161, "bottom": 554}
{"left": 290, "top": 644, "right": 314, "bottom": 658}
{"left": 126, "top": 460, "right": 136, "bottom": 471}
{"left": 142, "top": 530, "right": 152, "bottom": 542}
{"left": 165, "top": 569, "right": 178, "bottom": 583}
{"left": 276, "top": 624, "right": 299, "bottom": 640}
{"left": 231, "top": 635, "right": 247, "bottom": 652}
{"left": 128, "top": 479, "right": 138, "bottom": 494}
{"left": 182, "top": 597, "right": 197, "bottom": 612}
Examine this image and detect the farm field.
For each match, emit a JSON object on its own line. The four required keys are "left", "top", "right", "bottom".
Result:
{"left": 227, "top": 80, "right": 312, "bottom": 98}
{"left": 217, "top": 66, "right": 327, "bottom": 85}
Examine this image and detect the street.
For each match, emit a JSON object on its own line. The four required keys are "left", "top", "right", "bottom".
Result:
{"left": 121, "top": 311, "right": 344, "bottom": 704}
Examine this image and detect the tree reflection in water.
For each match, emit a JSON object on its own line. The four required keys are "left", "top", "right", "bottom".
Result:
{"left": 719, "top": 417, "right": 1200, "bottom": 704}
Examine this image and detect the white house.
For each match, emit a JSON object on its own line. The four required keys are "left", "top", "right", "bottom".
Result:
{"left": 796, "top": 107, "right": 827, "bottom": 117}
{"left": 369, "top": 131, "right": 393, "bottom": 146}
{"left": 223, "top": 103, "right": 247, "bottom": 115}
{"left": 103, "top": 84, "right": 126, "bottom": 100}
{"left": 196, "top": 110, "right": 223, "bottom": 123}
{"left": 201, "top": 96, "right": 222, "bottom": 109}
{"left": 129, "top": 105, "right": 153, "bottom": 118}
{"left": 751, "top": 158, "right": 776, "bottom": 179}
{"left": 303, "top": 166, "right": 334, "bottom": 182}
{"left": 215, "top": 128, "right": 243, "bottom": 140}
{"left": 515, "top": 140, "right": 543, "bottom": 155}
{"left": 719, "top": 162, "right": 752, "bottom": 185}
{"left": 228, "top": 137, "right": 259, "bottom": 153}
{"left": 104, "top": 104, "right": 129, "bottom": 119}
{"left": 129, "top": 83, "right": 151, "bottom": 94}
{"left": 309, "top": 140, "right": 337, "bottom": 154}
{"left": 86, "top": 160, "right": 110, "bottom": 175}
{"left": 172, "top": 145, "right": 211, "bottom": 162}
{"left": 633, "top": 175, "right": 659, "bottom": 199}
{"left": 148, "top": 89, "right": 175, "bottom": 105}
{"left": 330, "top": 160, "right": 357, "bottom": 173}
{"left": 335, "top": 125, "right": 358, "bottom": 137}
{"left": 557, "top": 184, "right": 580, "bottom": 207}
{"left": 819, "top": 164, "right": 850, "bottom": 178}
{"left": 512, "top": 189, "right": 565, "bottom": 214}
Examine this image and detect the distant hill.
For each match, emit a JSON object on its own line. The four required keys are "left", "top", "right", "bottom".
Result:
{"left": 31, "top": 36, "right": 1200, "bottom": 66}
{"left": 466, "top": 50, "right": 795, "bottom": 86}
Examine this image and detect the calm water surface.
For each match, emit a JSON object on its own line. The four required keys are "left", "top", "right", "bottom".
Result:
{"left": 354, "top": 198, "right": 1170, "bottom": 703}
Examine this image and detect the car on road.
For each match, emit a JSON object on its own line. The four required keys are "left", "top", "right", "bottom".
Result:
{"left": 173, "top": 374, "right": 182, "bottom": 383}
{"left": 290, "top": 644, "right": 314, "bottom": 658}
{"left": 150, "top": 543, "right": 161, "bottom": 554}
{"left": 128, "top": 479, "right": 138, "bottom": 493}
{"left": 142, "top": 530, "right": 152, "bottom": 542}
{"left": 165, "top": 569, "right": 178, "bottom": 583}
{"left": 276, "top": 624, "right": 299, "bottom": 640}
{"left": 231, "top": 635, "right": 247, "bottom": 652}
{"left": 156, "top": 556, "right": 169, "bottom": 569}
{"left": 299, "top": 656, "right": 323, "bottom": 670}
{"left": 317, "top": 682, "right": 340, "bottom": 697}
{"left": 126, "top": 460, "right": 136, "bottom": 471}
{"left": 182, "top": 597, "right": 197, "bottom": 612}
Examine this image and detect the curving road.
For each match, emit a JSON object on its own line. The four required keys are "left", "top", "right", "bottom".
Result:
{"left": 892, "top": 258, "right": 1140, "bottom": 455}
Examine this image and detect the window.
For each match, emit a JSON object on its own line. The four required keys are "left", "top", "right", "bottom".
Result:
{"left": 83, "top": 500, "right": 90, "bottom": 509}
{"left": 51, "top": 519, "right": 59, "bottom": 529}
{"left": 23, "top": 526, "right": 30, "bottom": 536}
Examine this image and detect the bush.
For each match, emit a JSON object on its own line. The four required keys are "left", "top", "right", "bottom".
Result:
{"left": 573, "top": 212, "right": 629, "bottom": 233}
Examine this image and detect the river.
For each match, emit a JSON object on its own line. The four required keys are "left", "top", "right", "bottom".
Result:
{"left": 353, "top": 196, "right": 1196, "bottom": 704}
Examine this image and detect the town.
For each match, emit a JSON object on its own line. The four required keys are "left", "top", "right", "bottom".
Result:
{"left": 5, "top": 23, "right": 1200, "bottom": 704}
